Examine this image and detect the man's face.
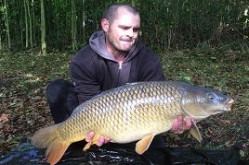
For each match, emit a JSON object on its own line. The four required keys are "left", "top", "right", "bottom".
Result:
{"left": 103, "top": 8, "right": 140, "bottom": 53}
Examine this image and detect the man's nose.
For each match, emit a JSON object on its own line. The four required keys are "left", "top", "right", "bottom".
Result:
{"left": 127, "top": 29, "right": 134, "bottom": 38}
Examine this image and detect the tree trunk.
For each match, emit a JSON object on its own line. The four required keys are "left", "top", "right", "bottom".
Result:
{"left": 0, "top": 0, "right": 2, "bottom": 50}
{"left": 71, "top": 0, "right": 77, "bottom": 50}
{"left": 27, "top": 0, "right": 33, "bottom": 47}
{"left": 40, "top": 0, "right": 47, "bottom": 54}
{"left": 0, "top": 28, "right": 2, "bottom": 50}
{"left": 24, "top": 0, "right": 29, "bottom": 48}
{"left": 170, "top": 0, "right": 179, "bottom": 49}
{"left": 19, "top": 1, "right": 24, "bottom": 48}
{"left": 3, "top": 0, "right": 11, "bottom": 49}
{"left": 131, "top": 0, "right": 135, "bottom": 7}
{"left": 82, "top": 0, "right": 86, "bottom": 45}
{"left": 31, "top": 0, "right": 35, "bottom": 46}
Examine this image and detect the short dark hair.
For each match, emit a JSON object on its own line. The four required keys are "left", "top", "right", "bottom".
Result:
{"left": 102, "top": 3, "right": 139, "bottom": 24}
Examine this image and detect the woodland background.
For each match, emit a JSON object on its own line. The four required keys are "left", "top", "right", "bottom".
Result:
{"left": 0, "top": 0, "right": 249, "bottom": 162}
{"left": 0, "top": 0, "right": 248, "bottom": 52}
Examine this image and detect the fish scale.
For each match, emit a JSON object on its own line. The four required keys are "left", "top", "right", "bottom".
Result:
{"left": 32, "top": 81, "right": 234, "bottom": 165}
{"left": 59, "top": 81, "right": 183, "bottom": 143}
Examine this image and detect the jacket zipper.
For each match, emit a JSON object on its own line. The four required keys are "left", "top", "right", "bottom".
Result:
{"left": 115, "top": 61, "right": 123, "bottom": 87}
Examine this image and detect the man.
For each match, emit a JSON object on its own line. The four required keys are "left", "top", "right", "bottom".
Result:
{"left": 46, "top": 3, "right": 192, "bottom": 164}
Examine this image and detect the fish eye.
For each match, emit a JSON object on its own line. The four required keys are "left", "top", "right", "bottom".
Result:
{"left": 207, "top": 93, "right": 215, "bottom": 100}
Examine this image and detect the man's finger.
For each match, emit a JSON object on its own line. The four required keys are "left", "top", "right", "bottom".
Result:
{"left": 177, "top": 116, "right": 183, "bottom": 121}
{"left": 96, "top": 135, "right": 105, "bottom": 146}
{"left": 184, "top": 118, "right": 192, "bottom": 130}
{"left": 171, "top": 116, "right": 193, "bottom": 134}
{"left": 171, "top": 118, "right": 179, "bottom": 132}
{"left": 104, "top": 137, "right": 110, "bottom": 144}
{"left": 85, "top": 132, "right": 95, "bottom": 142}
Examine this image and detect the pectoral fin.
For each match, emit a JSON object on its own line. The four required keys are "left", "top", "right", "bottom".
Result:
{"left": 189, "top": 121, "right": 202, "bottom": 143}
{"left": 135, "top": 134, "right": 155, "bottom": 155}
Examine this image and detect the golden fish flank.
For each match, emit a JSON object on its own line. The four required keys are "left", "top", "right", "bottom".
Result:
{"left": 31, "top": 81, "right": 234, "bottom": 165}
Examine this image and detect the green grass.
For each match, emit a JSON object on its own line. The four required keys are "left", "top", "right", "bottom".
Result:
{"left": 0, "top": 48, "right": 248, "bottom": 160}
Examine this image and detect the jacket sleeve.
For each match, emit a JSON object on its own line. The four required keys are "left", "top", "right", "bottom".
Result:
{"left": 70, "top": 60, "right": 101, "bottom": 104}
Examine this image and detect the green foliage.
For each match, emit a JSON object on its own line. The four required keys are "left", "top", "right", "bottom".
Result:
{"left": 0, "top": 0, "right": 248, "bottom": 51}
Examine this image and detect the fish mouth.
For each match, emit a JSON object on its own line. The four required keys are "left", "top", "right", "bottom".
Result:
{"left": 225, "top": 98, "right": 234, "bottom": 111}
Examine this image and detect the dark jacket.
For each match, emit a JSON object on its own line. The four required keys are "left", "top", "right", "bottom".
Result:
{"left": 70, "top": 30, "right": 165, "bottom": 104}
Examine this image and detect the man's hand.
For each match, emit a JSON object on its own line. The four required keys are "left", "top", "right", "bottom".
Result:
{"left": 85, "top": 132, "right": 110, "bottom": 146}
{"left": 171, "top": 116, "right": 193, "bottom": 134}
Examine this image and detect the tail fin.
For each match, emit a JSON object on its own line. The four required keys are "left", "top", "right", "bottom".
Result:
{"left": 31, "top": 124, "right": 71, "bottom": 165}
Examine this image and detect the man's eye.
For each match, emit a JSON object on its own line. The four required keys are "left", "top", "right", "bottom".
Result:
{"left": 120, "top": 26, "right": 129, "bottom": 30}
{"left": 133, "top": 28, "right": 139, "bottom": 32}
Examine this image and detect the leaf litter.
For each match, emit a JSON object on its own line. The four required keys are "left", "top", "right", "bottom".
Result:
{"left": 0, "top": 50, "right": 248, "bottom": 161}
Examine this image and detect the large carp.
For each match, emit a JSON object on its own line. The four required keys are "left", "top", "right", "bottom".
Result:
{"left": 31, "top": 81, "right": 234, "bottom": 165}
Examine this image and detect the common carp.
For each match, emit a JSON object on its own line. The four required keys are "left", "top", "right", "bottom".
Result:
{"left": 31, "top": 81, "right": 234, "bottom": 165}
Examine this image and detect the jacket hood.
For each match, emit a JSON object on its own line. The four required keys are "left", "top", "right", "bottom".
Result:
{"left": 89, "top": 30, "right": 144, "bottom": 62}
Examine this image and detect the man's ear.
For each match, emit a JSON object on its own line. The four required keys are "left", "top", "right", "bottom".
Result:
{"left": 101, "top": 18, "right": 109, "bottom": 32}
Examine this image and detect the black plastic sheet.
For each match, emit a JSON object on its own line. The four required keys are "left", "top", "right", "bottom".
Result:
{"left": 0, "top": 143, "right": 248, "bottom": 165}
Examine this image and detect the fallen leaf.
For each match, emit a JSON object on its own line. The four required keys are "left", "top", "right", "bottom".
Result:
{"left": 0, "top": 113, "right": 9, "bottom": 123}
